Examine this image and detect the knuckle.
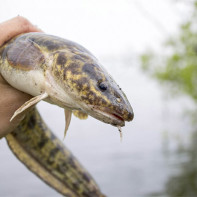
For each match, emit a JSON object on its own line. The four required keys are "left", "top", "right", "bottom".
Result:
{"left": 16, "top": 16, "right": 32, "bottom": 32}
{"left": 16, "top": 16, "right": 28, "bottom": 24}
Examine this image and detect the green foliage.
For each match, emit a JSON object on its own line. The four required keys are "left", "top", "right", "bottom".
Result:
{"left": 141, "top": 0, "right": 197, "bottom": 102}
{"left": 141, "top": 3, "right": 197, "bottom": 196}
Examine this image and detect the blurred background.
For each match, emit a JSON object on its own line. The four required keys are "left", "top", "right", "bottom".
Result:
{"left": 0, "top": 0, "right": 197, "bottom": 196}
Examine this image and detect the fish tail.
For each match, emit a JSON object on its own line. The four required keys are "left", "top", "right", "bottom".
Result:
{"left": 6, "top": 108, "right": 105, "bottom": 197}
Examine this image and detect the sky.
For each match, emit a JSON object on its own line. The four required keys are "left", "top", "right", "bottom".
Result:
{"left": 0, "top": 0, "right": 184, "bottom": 57}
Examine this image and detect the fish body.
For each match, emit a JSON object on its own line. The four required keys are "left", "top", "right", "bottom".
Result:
{"left": 0, "top": 33, "right": 133, "bottom": 126}
{"left": 0, "top": 33, "right": 134, "bottom": 196}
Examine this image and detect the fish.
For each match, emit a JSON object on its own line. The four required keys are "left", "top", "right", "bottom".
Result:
{"left": 0, "top": 32, "right": 134, "bottom": 196}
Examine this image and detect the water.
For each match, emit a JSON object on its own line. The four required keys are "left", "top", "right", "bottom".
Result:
{"left": 0, "top": 56, "right": 193, "bottom": 197}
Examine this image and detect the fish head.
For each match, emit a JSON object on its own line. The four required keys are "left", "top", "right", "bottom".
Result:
{"left": 49, "top": 47, "right": 134, "bottom": 127}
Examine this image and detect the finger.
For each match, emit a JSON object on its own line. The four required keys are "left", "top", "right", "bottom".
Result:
{"left": 0, "top": 74, "right": 10, "bottom": 85}
{"left": 0, "top": 86, "right": 32, "bottom": 138}
{"left": 0, "top": 16, "right": 43, "bottom": 46}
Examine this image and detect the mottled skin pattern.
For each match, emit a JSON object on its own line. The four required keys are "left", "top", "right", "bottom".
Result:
{"left": 49, "top": 34, "right": 133, "bottom": 124}
{"left": 0, "top": 33, "right": 133, "bottom": 126}
{"left": 6, "top": 108, "right": 104, "bottom": 197}
{"left": 0, "top": 33, "right": 134, "bottom": 196}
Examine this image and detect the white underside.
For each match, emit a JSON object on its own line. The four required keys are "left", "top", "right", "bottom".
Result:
{"left": 0, "top": 65, "right": 79, "bottom": 111}
{"left": 1, "top": 68, "right": 45, "bottom": 96}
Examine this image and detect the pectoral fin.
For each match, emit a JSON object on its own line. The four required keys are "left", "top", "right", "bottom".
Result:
{"left": 73, "top": 110, "right": 88, "bottom": 120}
{"left": 64, "top": 109, "right": 72, "bottom": 139}
{"left": 10, "top": 92, "right": 48, "bottom": 122}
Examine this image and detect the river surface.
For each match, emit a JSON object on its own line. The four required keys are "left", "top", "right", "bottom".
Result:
{"left": 0, "top": 56, "right": 193, "bottom": 197}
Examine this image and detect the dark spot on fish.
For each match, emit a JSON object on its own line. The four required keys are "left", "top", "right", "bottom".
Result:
{"left": 41, "top": 39, "right": 62, "bottom": 50}
{"left": 28, "top": 115, "right": 36, "bottom": 129}
{"left": 50, "top": 133, "right": 57, "bottom": 141}
{"left": 11, "top": 130, "right": 18, "bottom": 137}
{"left": 72, "top": 54, "right": 85, "bottom": 62}
{"left": 30, "top": 37, "right": 35, "bottom": 42}
{"left": 57, "top": 53, "right": 67, "bottom": 65}
{"left": 101, "top": 99, "right": 107, "bottom": 106}
{"left": 62, "top": 62, "right": 81, "bottom": 81}
{"left": 57, "top": 162, "right": 68, "bottom": 173}
{"left": 82, "top": 190, "right": 100, "bottom": 197}
{"left": 72, "top": 181, "right": 80, "bottom": 191}
{"left": 72, "top": 54, "right": 90, "bottom": 62}
{"left": 81, "top": 191, "right": 90, "bottom": 197}
{"left": 64, "top": 194, "right": 72, "bottom": 197}
{"left": 68, "top": 156, "right": 76, "bottom": 168}
{"left": 81, "top": 173, "right": 91, "bottom": 183}
{"left": 81, "top": 96, "right": 88, "bottom": 103}
{"left": 81, "top": 91, "right": 97, "bottom": 105}
{"left": 45, "top": 41, "right": 59, "bottom": 50}
{"left": 74, "top": 77, "right": 89, "bottom": 92}
{"left": 49, "top": 147, "right": 59, "bottom": 158}
{"left": 63, "top": 72, "right": 66, "bottom": 80}
{"left": 65, "top": 62, "right": 80, "bottom": 75}
{"left": 38, "top": 138, "right": 48, "bottom": 149}
{"left": 54, "top": 70, "right": 60, "bottom": 78}
{"left": 82, "top": 63, "right": 100, "bottom": 80}
{"left": 46, "top": 158, "right": 55, "bottom": 165}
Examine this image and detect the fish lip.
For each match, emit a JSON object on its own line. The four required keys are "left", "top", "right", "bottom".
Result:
{"left": 87, "top": 105, "right": 125, "bottom": 127}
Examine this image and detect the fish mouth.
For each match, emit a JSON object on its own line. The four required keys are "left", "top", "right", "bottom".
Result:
{"left": 87, "top": 105, "right": 125, "bottom": 127}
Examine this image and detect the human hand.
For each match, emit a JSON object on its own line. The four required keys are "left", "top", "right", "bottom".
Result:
{"left": 0, "top": 16, "right": 42, "bottom": 138}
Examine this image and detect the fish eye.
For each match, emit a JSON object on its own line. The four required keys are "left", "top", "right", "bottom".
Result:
{"left": 98, "top": 82, "right": 107, "bottom": 91}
